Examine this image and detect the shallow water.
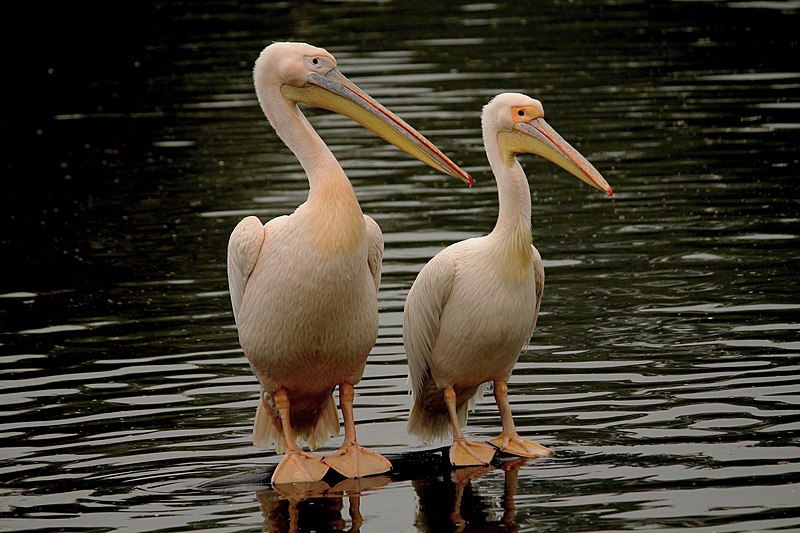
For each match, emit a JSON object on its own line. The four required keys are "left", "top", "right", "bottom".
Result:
{"left": 3, "top": 1, "right": 799, "bottom": 531}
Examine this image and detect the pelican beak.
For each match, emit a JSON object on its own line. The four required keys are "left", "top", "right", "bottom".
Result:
{"left": 501, "top": 109, "right": 612, "bottom": 197}
{"left": 280, "top": 68, "right": 473, "bottom": 186}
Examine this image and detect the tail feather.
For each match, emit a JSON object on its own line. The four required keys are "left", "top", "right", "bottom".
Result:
{"left": 407, "top": 376, "right": 480, "bottom": 444}
{"left": 253, "top": 396, "right": 283, "bottom": 451}
{"left": 408, "top": 400, "right": 459, "bottom": 443}
{"left": 251, "top": 391, "right": 340, "bottom": 453}
{"left": 304, "top": 393, "right": 339, "bottom": 450}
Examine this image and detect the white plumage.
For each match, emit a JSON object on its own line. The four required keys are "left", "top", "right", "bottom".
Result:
{"left": 228, "top": 42, "right": 471, "bottom": 484}
{"left": 403, "top": 93, "right": 613, "bottom": 466}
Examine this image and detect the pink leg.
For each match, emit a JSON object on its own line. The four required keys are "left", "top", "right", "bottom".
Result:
{"left": 322, "top": 383, "right": 392, "bottom": 478}
{"left": 270, "top": 388, "right": 330, "bottom": 484}
{"left": 445, "top": 386, "right": 496, "bottom": 466}
{"left": 487, "top": 381, "right": 552, "bottom": 458}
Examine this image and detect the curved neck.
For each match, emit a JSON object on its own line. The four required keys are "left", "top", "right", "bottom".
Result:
{"left": 258, "top": 84, "right": 354, "bottom": 201}
{"left": 483, "top": 130, "right": 532, "bottom": 242}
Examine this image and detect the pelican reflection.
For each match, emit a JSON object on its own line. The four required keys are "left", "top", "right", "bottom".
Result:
{"left": 257, "top": 475, "right": 390, "bottom": 533}
{"left": 412, "top": 458, "right": 528, "bottom": 533}
{"left": 245, "top": 450, "right": 528, "bottom": 532}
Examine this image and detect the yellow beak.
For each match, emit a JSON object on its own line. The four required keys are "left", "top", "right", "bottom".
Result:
{"left": 281, "top": 68, "right": 473, "bottom": 186}
{"left": 500, "top": 119, "right": 613, "bottom": 197}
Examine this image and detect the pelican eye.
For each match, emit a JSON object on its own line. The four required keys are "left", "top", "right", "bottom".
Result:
{"left": 311, "top": 57, "right": 319, "bottom": 65}
{"left": 517, "top": 109, "right": 525, "bottom": 117}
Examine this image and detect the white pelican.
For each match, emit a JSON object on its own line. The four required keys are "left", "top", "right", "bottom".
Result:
{"left": 227, "top": 42, "right": 472, "bottom": 485}
{"left": 403, "top": 92, "right": 612, "bottom": 466}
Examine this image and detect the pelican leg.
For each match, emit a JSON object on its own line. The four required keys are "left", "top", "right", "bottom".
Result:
{"left": 487, "top": 381, "right": 552, "bottom": 458}
{"left": 445, "top": 386, "right": 496, "bottom": 466}
{"left": 323, "top": 382, "right": 392, "bottom": 478}
{"left": 271, "top": 388, "right": 330, "bottom": 485}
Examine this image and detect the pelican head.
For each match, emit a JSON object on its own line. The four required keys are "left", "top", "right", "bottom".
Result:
{"left": 255, "top": 42, "right": 472, "bottom": 186}
{"left": 483, "top": 92, "right": 612, "bottom": 196}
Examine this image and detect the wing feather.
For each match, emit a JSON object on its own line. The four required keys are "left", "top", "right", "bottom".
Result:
{"left": 402, "top": 251, "right": 456, "bottom": 400}
{"left": 529, "top": 244, "right": 545, "bottom": 335}
{"left": 364, "top": 215, "right": 384, "bottom": 292}
{"left": 226, "top": 216, "right": 266, "bottom": 326}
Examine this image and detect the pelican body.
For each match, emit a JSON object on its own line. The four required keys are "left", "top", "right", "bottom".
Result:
{"left": 228, "top": 42, "right": 471, "bottom": 484}
{"left": 403, "top": 93, "right": 612, "bottom": 466}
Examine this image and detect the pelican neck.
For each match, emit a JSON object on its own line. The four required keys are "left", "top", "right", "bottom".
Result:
{"left": 483, "top": 131, "right": 533, "bottom": 242}
{"left": 257, "top": 82, "right": 355, "bottom": 201}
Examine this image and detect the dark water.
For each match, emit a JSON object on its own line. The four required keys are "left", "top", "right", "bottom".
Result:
{"left": 3, "top": 1, "right": 799, "bottom": 531}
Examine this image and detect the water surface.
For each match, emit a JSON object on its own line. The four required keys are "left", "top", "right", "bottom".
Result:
{"left": 3, "top": 1, "right": 799, "bottom": 531}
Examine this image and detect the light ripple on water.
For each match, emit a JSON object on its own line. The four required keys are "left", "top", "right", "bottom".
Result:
{"left": 2, "top": 1, "right": 799, "bottom": 531}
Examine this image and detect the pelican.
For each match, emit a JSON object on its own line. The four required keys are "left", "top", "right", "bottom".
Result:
{"left": 228, "top": 42, "right": 472, "bottom": 485}
{"left": 403, "top": 93, "right": 612, "bottom": 466}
